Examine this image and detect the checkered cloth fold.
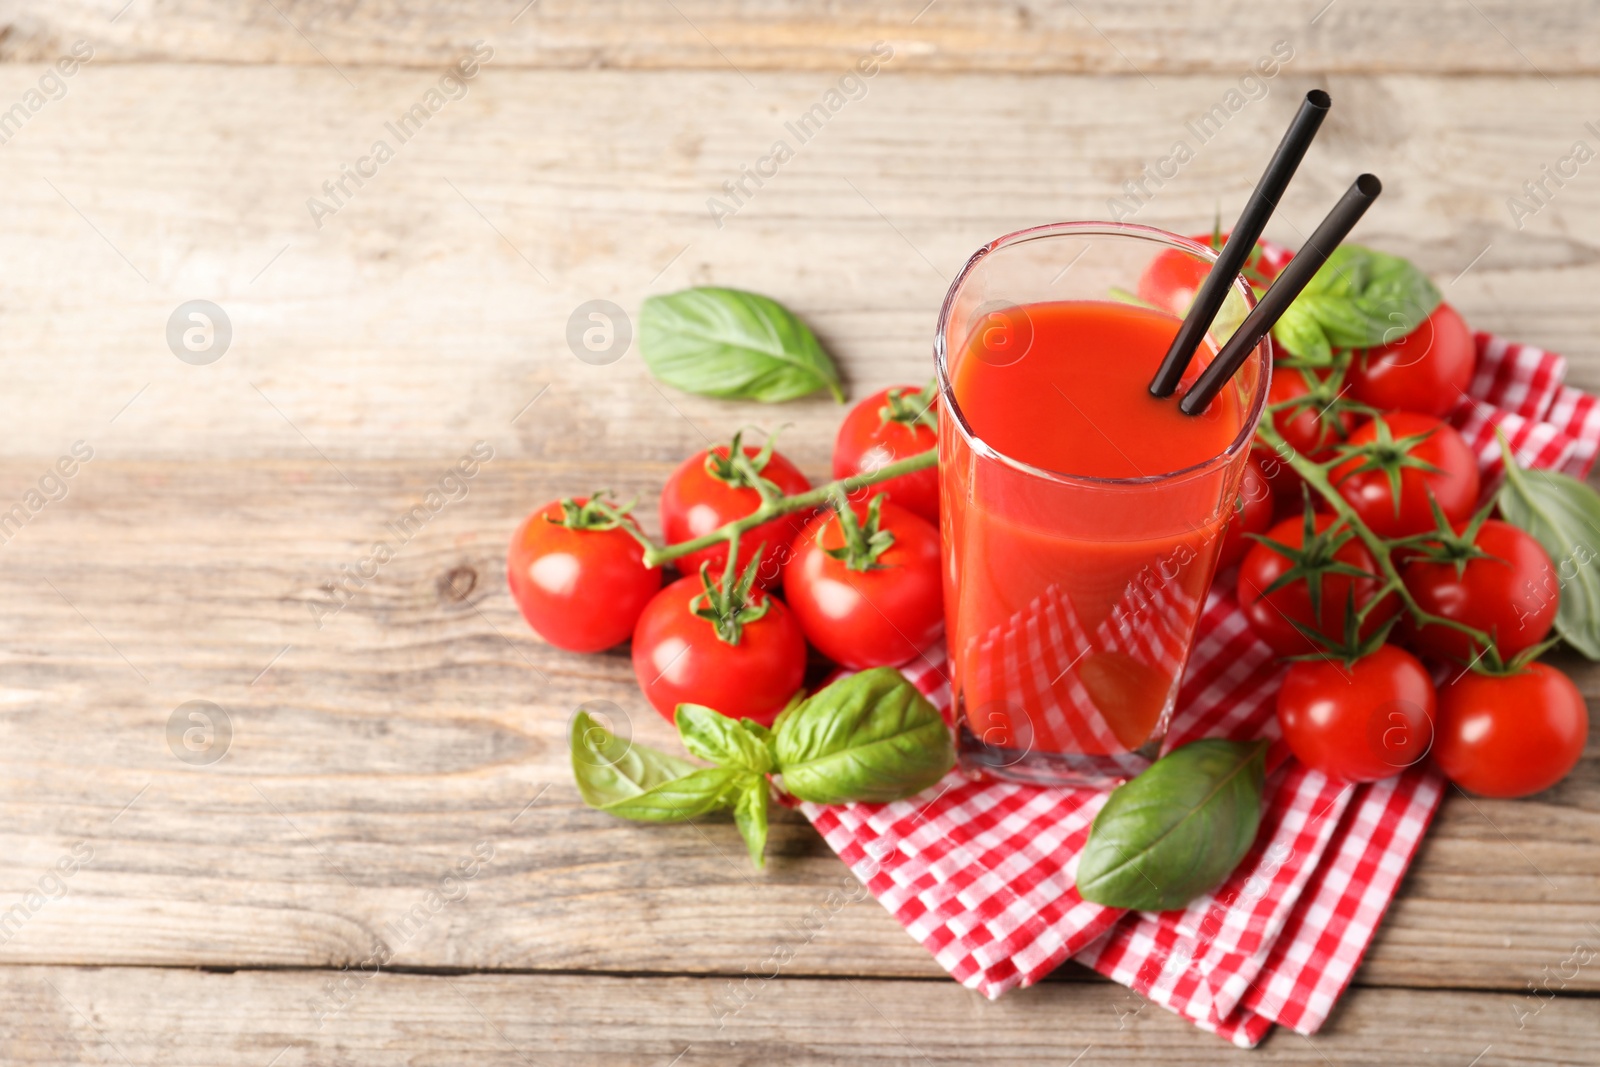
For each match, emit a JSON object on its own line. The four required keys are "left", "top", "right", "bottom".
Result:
{"left": 802, "top": 328, "right": 1597, "bottom": 1046}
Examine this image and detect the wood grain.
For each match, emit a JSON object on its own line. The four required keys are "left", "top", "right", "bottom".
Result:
{"left": 4, "top": 1, "right": 1599, "bottom": 75}
{"left": 0, "top": 459, "right": 1593, "bottom": 993}
{"left": 6, "top": 966, "right": 1600, "bottom": 1065}
{"left": 0, "top": 68, "right": 1596, "bottom": 467}
{"left": 2, "top": 42, "right": 1599, "bottom": 1064}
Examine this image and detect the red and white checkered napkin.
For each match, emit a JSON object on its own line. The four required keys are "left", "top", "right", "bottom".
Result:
{"left": 801, "top": 331, "right": 1599, "bottom": 1046}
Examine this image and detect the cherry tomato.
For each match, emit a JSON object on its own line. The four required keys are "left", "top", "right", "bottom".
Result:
{"left": 1348, "top": 303, "right": 1477, "bottom": 418}
{"left": 1329, "top": 412, "right": 1481, "bottom": 539}
{"left": 1400, "top": 520, "right": 1559, "bottom": 662}
{"left": 1434, "top": 663, "right": 1588, "bottom": 798}
{"left": 832, "top": 385, "right": 940, "bottom": 524}
{"left": 1136, "top": 232, "right": 1280, "bottom": 316}
{"left": 1217, "top": 458, "right": 1275, "bottom": 570}
{"left": 1268, "top": 365, "right": 1358, "bottom": 460}
{"left": 1277, "top": 644, "right": 1436, "bottom": 782}
{"left": 631, "top": 573, "right": 807, "bottom": 726}
{"left": 783, "top": 498, "right": 943, "bottom": 669}
{"left": 1238, "top": 512, "right": 1399, "bottom": 657}
{"left": 660, "top": 433, "right": 812, "bottom": 589}
{"left": 507, "top": 497, "right": 662, "bottom": 653}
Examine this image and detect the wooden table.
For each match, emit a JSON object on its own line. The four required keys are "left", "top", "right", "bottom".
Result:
{"left": 2, "top": 3, "right": 1596, "bottom": 1062}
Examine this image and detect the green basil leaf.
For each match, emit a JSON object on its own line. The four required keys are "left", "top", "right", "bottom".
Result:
{"left": 1498, "top": 457, "right": 1600, "bottom": 659}
{"left": 601, "top": 766, "right": 743, "bottom": 822}
{"left": 639, "top": 287, "right": 845, "bottom": 403}
{"left": 1270, "top": 303, "right": 1333, "bottom": 365}
{"left": 1208, "top": 284, "right": 1252, "bottom": 348}
{"left": 1271, "top": 245, "right": 1441, "bottom": 361}
{"left": 773, "top": 667, "right": 954, "bottom": 804}
{"left": 1076, "top": 739, "right": 1268, "bottom": 911}
{"left": 570, "top": 710, "right": 737, "bottom": 822}
{"left": 733, "top": 777, "right": 770, "bottom": 868}
{"left": 570, "top": 710, "right": 697, "bottom": 805}
{"left": 676, "top": 704, "right": 775, "bottom": 775}
{"left": 769, "top": 690, "right": 807, "bottom": 737}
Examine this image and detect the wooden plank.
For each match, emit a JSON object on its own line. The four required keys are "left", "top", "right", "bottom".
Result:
{"left": 0, "top": 67, "right": 1597, "bottom": 466}
{"left": 0, "top": 459, "right": 1594, "bottom": 992}
{"left": 6, "top": 1, "right": 1600, "bottom": 75}
{"left": 4, "top": 966, "right": 1597, "bottom": 1064}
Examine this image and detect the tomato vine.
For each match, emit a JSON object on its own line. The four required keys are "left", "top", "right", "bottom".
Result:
{"left": 581, "top": 378, "right": 1506, "bottom": 669}
{"left": 592, "top": 448, "right": 940, "bottom": 570}
{"left": 1255, "top": 403, "right": 1503, "bottom": 662}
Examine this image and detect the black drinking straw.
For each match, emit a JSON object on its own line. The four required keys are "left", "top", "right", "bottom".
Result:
{"left": 1147, "top": 90, "right": 1331, "bottom": 398}
{"left": 1177, "top": 173, "right": 1383, "bottom": 416}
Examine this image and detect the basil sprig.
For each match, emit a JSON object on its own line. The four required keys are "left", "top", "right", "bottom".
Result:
{"left": 1498, "top": 446, "right": 1600, "bottom": 660}
{"left": 639, "top": 287, "right": 845, "bottom": 403}
{"left": 1076, "top": 739, "right": 1268, "bottom": 911}
{"left": 1272, "top": 245, "right": 1442, "bottom": 365}
{"left": 570, "top": 668, "right": 953, "bottom": 867}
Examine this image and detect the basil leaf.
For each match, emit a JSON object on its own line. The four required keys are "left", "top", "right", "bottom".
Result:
{"left": 571, "top": 710, "right": 774, "bottom": 866}
{"left": 640, "top": 287, "right": 845, "bottom": 403}
{"left": 1208, "top": 284, "right": 1252, "bottom": 348}
{"left": 1498, "top": 457, "right": 1600, "bottom": 659}
{"left": 570, "top": 710, "right": 737, "bottom": 822}
{"left": 1076, "top": 739, "right": 1268, "bottom": 911}
{"left": 601, "top": 766, "right": 743, "bottom": 822}
{"left": 676, "top": 704, "right": 775, "bottom": 775}
{"left": 570, "top": 710, "right": 697, "bottom": 805}
{"left": 733, "top": 777, "right": 770, "bottom": 868}
{"left": 773, "top": 667, "right": 954, "bottom": 804}
{"left": 1272, "top": 245, "right": 1441, "bottom": 362}
{"left": 1271, "top": 301, "right": 1334, "bottom": 365}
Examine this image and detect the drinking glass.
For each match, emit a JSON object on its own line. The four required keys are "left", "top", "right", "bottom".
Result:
{"left": 935, "top": 221, "right": 1271, "bottom": 788}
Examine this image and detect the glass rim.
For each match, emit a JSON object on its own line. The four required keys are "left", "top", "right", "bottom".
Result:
{"left": 934, "top": 220, "right": 1274, "bottom": 489}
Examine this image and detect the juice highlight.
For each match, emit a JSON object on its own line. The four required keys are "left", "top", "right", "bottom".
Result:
{"left": 941, "top": 299, "right": 1247, "bottom": 774}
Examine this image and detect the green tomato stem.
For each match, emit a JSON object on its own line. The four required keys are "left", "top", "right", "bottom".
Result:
{"left": 1254, "top": 421, "right": 1498, "bottom": 653}
{"left": 639, "top": 448, "right": 938, "bottom": 569}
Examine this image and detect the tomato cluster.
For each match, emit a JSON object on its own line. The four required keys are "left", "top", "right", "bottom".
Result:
{"left": 513, "top": 239, "right": 1590, "bottom": 804}
{"left": 1174, "top": 240, "right": 1588, "bottom": 799}
{"left": 508, "top": 386, "right": 944, "bottom": 728}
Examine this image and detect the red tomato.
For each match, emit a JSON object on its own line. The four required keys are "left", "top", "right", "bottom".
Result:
{"left": 1268, "top": 365, "right": 1358, "bottom": 460}
{"left": 1138, "top": 249, "right": 1209, "bottom": 317}
{"left": 832, "top": 385, "right": 940, "bottom": 524}
{"left": 1329, "top": 412, "right": 1480, "bottom": 538}
{"left": 660, "top": 435, "right": 812, "bottom": 588}
{"left": 1434, "top": 663, "right": 1588, "bottom": 798}
{"left": 783, "top": 498, "right": 943, "bottom": 669}
{"left": 507, "top": 497, "right": 662, "bottom": 653}
{"left": 1400, "top": 520, "right": 1559, "bottom": 662}
{"left": 1348, "top": 303, "right": 1477, "bottom": 417}
{"left": 631, "top": 573, "right": 806, "bottom": 726}
{"left": 1136, "top": 232, "right": 1280, "bottom": 316}
{"left": 1238, "top": 512, "right": 1399, "bottom": 657}
{"left": 1216, "top": 458, "right": 1275, "bottom": 570}
{"left": 1277, "top": 644, "right": 1436, "bottom": 782}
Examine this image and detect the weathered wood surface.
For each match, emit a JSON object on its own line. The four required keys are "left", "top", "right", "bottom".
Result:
{"left": 0, "top": 37, "right": 1598, "bottom": 1067}
{"left": 6, "top": 967, "right": 1600, "bottom": 1065}
{"left": 5, "top": 0, "right": 1600, "bottom": 75}
{"left": 0, "top": 69, "right": 1596, "bottom": 466}
{"left": 0, "top": 457, "right": 1595, "bottom": 995}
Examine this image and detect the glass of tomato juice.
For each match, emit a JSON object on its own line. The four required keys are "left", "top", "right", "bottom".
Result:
{"left": 935, "top": 222, "right": 1271, "bottom": 787}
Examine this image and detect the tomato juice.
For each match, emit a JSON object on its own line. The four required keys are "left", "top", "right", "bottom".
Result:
{"left": 939, "top": 294, "right": 1260, "bottom": 784}
{"left": 953, "top": 301, "right": 1241, "bottom": 479}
